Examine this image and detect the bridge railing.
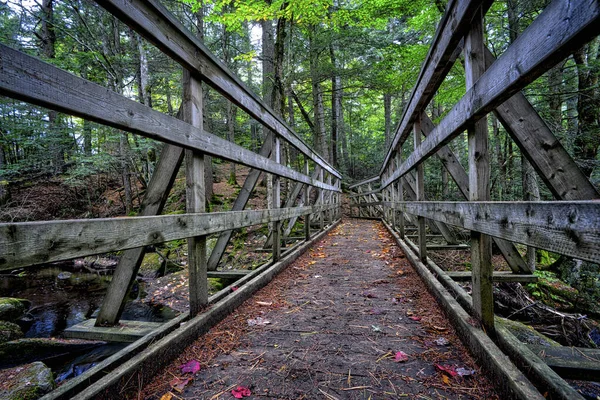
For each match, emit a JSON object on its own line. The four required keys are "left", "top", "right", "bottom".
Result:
{"left": 0, "top": 0, "right": 341, "bottom": 328}
{"left": 354, "top": 1, "right": 600, "bottom": 397}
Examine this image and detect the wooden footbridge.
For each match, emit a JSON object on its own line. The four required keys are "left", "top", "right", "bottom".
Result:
{"left": 0, "top": 0, "right": 599, "bottom": 399}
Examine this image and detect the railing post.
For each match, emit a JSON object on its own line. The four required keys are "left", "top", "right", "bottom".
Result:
{"left": 465, "top": 7, "right": 494, "bottom": 331}
{"left": 398, "top": 146, "right": 405, "bottom": 238}
{"left": 414, "top": 119, "right": 427, "bottom": 263}
{"left": 326, "top": 174, "right": 332, "bottom": 224}
{"left": 304, "top": 159, "right": 311, "bottom": 241}
{"left": 272, "top": 135, "right": 281, "bottom": 262}
{"left": 319, "top": 169, "right": 325, "bottom": 230}
{"left": 183, "top": 70, "right": 208, "bottom": 316}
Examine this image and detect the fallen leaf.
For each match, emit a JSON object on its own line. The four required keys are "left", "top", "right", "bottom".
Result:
{"left": 169, "top": 376, "right": 191, "bottom": 393}
{"left": 435, "top": 364, "right": 458, "bottom": 377}
{"left": 396, "top": 270, "right": 405, "bottom": 276}
{"left": 231, "top": 286, "right": 239, "bottom": 291}
{"left": 248, "top": 317, "right": 271, "bottom": 326}
{"left": 180, "top": 359, "right": 201, "bottom": 374}
{"left": 434, "top": 337, "right": 449, "bottom": 346}
{"left": 441, "top": 375, "right": 451, "bottom": 384}
{"left": 456, "top": 367, "right": 476, "bottom": 376}
{"left": 231, "top": 386, "right": 251, "bottom": 398}
{"left": 159, "top": 393, "right": 173, "bottom": 400}
{"left": 433, "top": 325, "right": 448, "bottom": 332}
{"left": 394, "top": 351, "right": 409, "bottom": 362}
{"left": 256, "top": 301, "right": 273, "bottom": 306}
{"left": 409, "top": 316, "right": 422, "bottom": 321}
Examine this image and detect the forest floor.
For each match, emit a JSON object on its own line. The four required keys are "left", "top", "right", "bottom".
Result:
{"left": 139, "top": 219, "right": 499, "bottom": 399}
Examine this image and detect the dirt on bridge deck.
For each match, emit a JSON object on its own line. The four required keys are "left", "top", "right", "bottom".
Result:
{"left": 141, "top": 219, "right": 499, "bottom": 399}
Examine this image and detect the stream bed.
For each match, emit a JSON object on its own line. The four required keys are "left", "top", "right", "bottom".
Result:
{"left": 0, "top": 263, "right": 178, "bottom": 383}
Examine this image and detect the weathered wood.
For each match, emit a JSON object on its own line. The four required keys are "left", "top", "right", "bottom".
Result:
{"left": 414, "top": 120, "right": 427, "bottom": 263}
{"left": 207, "top": 132, "right": 273, "bottom": 271}
{"left": 383, "top": 0, "right": 600, "bottom": 188}
{"left": 496, "top": 324, "right": 585, "bottom": 400}
{"left": 421, "top": 112, "right": 530, "bottom": 274}
{"left": 183, "top": 72, "right": 208, "bottom": 315}
{"left": 390, "top": 201, "right": 600, "bottom": 264}
{"left": 446, "top": 271, "right": 537, "bottom": 283}
{"left": 427, "top": 244, "right": 470, "bottom": 251}
{"left": 0, "top": 45, "right": 338, "bottom": 193}
{"left": 304, "top": 160, "right": 311, "bottom": 241}
{"left": 0, "top": 205, "right": 333, "bottom": 271}
{"left": 483, "top": 47, "right": 599, "bottom": 201}
{"left": 206, "top": 270, "right": 251, "bottom": 279}
{"left": 349, "top": 176, "right": 379, "bottom": 190}
{"left": 95, "top": 143, "right": 184, "bottom": 326}
{"left": 64, "top": 319, "right": 163, "bottom": 343}
{"left": 382, "top": 0, "right": 493, "bottom": 170}
{"left": 527, "top": 345, "right": 600, "bottom": 381}
{"left": 272, "top": 136, "right": 281, "bottom": 262}
{"left": 95, "top": 0, "right": 339, "bottom": 180}
{"left": 465, "top": 9, "right": 493, "bottom": 331}
{"left": 382, "top": 219, "right": 545, "bottom": 400}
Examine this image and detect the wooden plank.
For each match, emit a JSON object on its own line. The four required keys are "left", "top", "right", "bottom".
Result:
{"left": 206, "top": 270, "right": 251, "bottom": 279}
{"left": 392, "top": 201, "right": 600, "bottom": 264}
{"left": 383, "top": 0, "right": 600, "bottom": 188}
{"left": 207, "top": 133, "right": 273, "bottom": 271}
{"left": 381, "top": 0, "right": 494, "bottom": 170}
{"left": 527, "top": 345, "right": 600, "bottom": 381}
{"left": 0, "top": 205, "right": 334, "bottom": 271}
{"left": 496, "top": 324, "right": 585, "bottom": 400}
{"left": 428, "top": 244, "right": 470, "bottom": 251}
{"left": 95, "top": 144, "right": 184, "bottom": 326}
{"left": 64, "top": 319, "right": 164, "bottom": 343}
{"left": 482, "top": 47, "right": 600, "bottom": 201}
{"left": 421, "top": 112, "right": 530, "bottom": 273}
{"left": 348, "top": 176, "right": 379, "bottom": 189}
{"left": 446, "top": 271, "right": 537, "bottom": 283}
{"left": 183, "top": 72, "right": 208, "bottom": 315}
{"left": 272, "top": 136, "right": 281, "bottom": 262}
{"left": 0, "top": 45, "right": 338, "bottom": 193}
{"left": 95, "top": 0, "right": 339, "bottom": 180}
{"left": 304, "top": 160, "right": 311, "bottom": 241}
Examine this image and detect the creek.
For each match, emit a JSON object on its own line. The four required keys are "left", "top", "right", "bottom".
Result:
{"left": 0, "top": 263, "right": 178, "bottom": 383}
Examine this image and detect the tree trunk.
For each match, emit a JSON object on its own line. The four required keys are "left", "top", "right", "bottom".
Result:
{"left": 330, "top": 43, "right": 343, "bottom": 169}
{"left": 384, "top": 93, "right": 392, "bottom": 150}
{"left": 262, "top": 18, "right": 275, "bottom": 197}
{"left": 308, "top": 26, "right": 328, "bottom": 162}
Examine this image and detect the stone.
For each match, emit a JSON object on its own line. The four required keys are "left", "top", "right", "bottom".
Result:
{"left": 0, "top": 298, "right": 31, "bottom": 322}
{"left": 0, "top": 338, "right": 105, "bottom": 368}
{"left": 0, "top": 321, "right": 23, "bottom": 345}
{"left": 0, "top": 362, "right": 55, "bottom": 400}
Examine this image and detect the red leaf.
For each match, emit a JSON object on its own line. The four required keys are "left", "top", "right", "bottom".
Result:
{"left": 231, "top": 386, "right": 251, "bottom": 398}
{"left": 435, "top": 364, "right": 458, "bottom": 377}
{"left": 231, "top": 286, "right": 239, "bottom": 291}
{"left": 394, "top": 351, "right": 409, "bottom": 362}
{"left": 409, "top": 316, "right": 422, "bottom": 321}
{"left": 180, "top": 360, "right": 201, "bottom": 374}
{"left": 169, "top": 377, "right": 191, "bottom": 393}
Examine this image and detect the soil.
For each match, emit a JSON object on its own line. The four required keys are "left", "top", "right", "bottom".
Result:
{"left": 139, "top": 219, "right": 499, "bottom": 399}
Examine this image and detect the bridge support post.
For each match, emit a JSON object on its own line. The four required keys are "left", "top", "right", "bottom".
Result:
{"left": 183, "top": 71, "right": 208, "bottom": 316}
{"left": 304, "top": 159, "right": 311, "bottom": 240}
{"left": 413, "top": 118, "right": 427, "bottom": 263}
{"left": 465, "top": 8, "right": 494, "bottom": 332}
{"left": 272, "top": 135, "right": 281, "bottom": 262}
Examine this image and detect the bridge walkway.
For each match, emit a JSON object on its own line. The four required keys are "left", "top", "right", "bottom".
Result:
{"left": 141, "top": 219, "right": 499, "bottom": 399}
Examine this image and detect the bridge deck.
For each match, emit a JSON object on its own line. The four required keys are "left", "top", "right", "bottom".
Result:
{"left": 142, "top": 219, "right": 499, "bottom": 399}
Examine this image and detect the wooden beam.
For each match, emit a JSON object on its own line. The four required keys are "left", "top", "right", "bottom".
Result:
{"left": 391, "top": 201, "right": 600, "bottom": 264}
{"left": 382, "top": 0, "right": 494, "bottom": 170}
{"left": 421, "top": 112, "right": 531, "bottom": 273}
{"left": 95, "top": 144, "right": 184, "bottom": 326}
{"left": 383, "top": 0, "right": 600, "bottom": 188}
{"left": 482, "top": 47, "right": 600, "bottom": 201}
{"left": 446, "top": 271, "right": 537, "bottom": 283}
{"left": 95, "top": 0, "right": 340, "bottom": 180}
{"left": 272, "top": 136, "right": 281, "bottom": 262}
{"left": 0, "top": 45, "right": 338, "bottom": 193}
{"left": 414, "top": 120, "right": 427, "bottom": 263}
{"left": 428, "top": 244, "right": 470, "bottom": 251}
{"left": 348, "top": 175, "right": 379, "bottom": 189}
{"left": 0, "top": 205, "right": 334, "bottom": 271}
{"left": 527, "top": 345, "right": 600, "bottom": 381}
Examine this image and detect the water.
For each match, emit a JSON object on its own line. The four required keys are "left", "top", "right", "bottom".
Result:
{"left": 0, "top": 263, "right": 178, "bottom": 382}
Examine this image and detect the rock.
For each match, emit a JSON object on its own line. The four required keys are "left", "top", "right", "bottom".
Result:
{"left": 0, "top": 361, "right": 54, "bottom": 400}
{"left": 0, "top": 338, "right": 106, "bottom": 368}
{"left": 0, "top": 321, "right": 23, "bottom": 345}
{"left": 0, "top": 298, "right": 31, "bottom": 322}
{"left": 56, "top": 271, "right": 72, "bottom": 280}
